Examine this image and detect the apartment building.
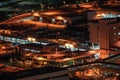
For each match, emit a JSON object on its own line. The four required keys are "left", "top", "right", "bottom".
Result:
{"left": 89, "top": 18, "right": 120, "bottom": 49}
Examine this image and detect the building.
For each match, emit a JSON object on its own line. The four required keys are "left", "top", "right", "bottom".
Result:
{"left": 0, "top": 66, "right": 69, "bottom": 80}
{"left": 0, "top": 40, "right": 16, "bottom": 55}
{"left": 17, "top": 42, "right": 97, "bottom": 68}
{"left": 19, "top": 43, "right": 59, "bottom": 54}
{"left": 89, "top": 18, "right": 120, "bottom": 49}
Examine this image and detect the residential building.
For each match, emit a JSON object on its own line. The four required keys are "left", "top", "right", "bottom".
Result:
{"left": 89, "top": 18, "right": 120, "bottom": 49}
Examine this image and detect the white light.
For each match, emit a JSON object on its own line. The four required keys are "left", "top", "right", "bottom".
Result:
{"left": 52, "top": 18, "right": 56, "bottom": 23}
{"left": 24, "top": 48, "right": 41, "bottom": 53}
{"left": 39, "top": 17, "right": 43, "bottom": 22}
{"left": 65, "top": 43, "right": 73, "bottom": 48}
{"left": 33, "top": 12, "right": 40, "bottom": 17}
{"left": 94, "top": 52, "right": 100, "bottom": 59}
{"left": 118, "top": 15, "right": 120, "bottom": 17}
{"left": 41, "top": 42, "right": 48, "bottom": 45}
{"left": 116, "top": 73, "right": 119, "bottom": 76}
{"left": 118, "top": 32, "right": 120, "bottom": 35}
{"left": 63, "top": 20, "right": 67, "bottom": 24}
{"left": 65, "top": 43, "right": 74, "bottom": 51}
{"left": 79, "top": 49, "right": 86, "bottom": 51}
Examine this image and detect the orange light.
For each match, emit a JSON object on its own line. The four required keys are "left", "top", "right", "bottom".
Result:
{"left": 33, "top": 12, "right": 40, "bottom": 17}
{"left": 1, "top": 46, "right": 5, "bottom": 49}
{"left": 55, "top": 16, "right": 65, "bottom": 20}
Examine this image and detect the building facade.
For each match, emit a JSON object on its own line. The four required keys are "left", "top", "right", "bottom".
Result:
{"left": 89, "top": 18, "right": 120, "bottom": 49}
{"left": 0, "top": 66, "right": 69, "bottom": 80}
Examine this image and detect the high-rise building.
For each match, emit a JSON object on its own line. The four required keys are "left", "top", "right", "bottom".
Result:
{"left": 89, "top": 18, "right": 120, "bottom": 49}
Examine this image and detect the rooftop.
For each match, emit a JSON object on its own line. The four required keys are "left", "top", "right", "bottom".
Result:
{"left": 0, "top": 66, "right": 67, "bottom": 80}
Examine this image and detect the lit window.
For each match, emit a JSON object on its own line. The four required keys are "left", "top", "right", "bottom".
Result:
{"left": 118, "top": 32, "right": 120, "bottom": 35}
{"left": 63, "top": 20, "right": 67, "bottom": 24}
{"left": 51, "top": 18, "right": 56, "bottom": 23}
{"left": 39, "top": 17, "right": 43, "bottom": 22}
{"left": 113, "top": 27, "right": 116, "bottom": 29}
{"left": 118, "top": 15, "right": 120, "bottom": 17}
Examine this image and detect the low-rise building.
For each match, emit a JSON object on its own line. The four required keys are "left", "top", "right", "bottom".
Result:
{"left": 0, "top": 40, "right": 16, "bottom": 55}
{"left": 19, "top": 43, "right": 59, "bottom": 54}
{"left": 0, "top": 66, "right": 69, "bottom": 80}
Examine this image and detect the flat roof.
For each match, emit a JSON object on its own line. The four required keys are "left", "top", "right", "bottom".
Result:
{"left": 0, "top": 40, "right": 13, "bottom": 44}
{"left": 21, "top": 43, "right": 58, "bottom": 47}
{"left": 0, "top": 66, "right": 67, "bottom": 80}
{"left": 0, "top": 24, "right": 35, "bottom": 31}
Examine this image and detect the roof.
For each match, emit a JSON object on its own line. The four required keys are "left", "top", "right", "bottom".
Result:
{"left": 21, "top": 43, "right": 43, "bottom": 48}
{"left": 0, "top": 24, "right": 34, "bottom": 31}
{"left": 0, "top": 40, "right": 13, "bottom": 44}
{"left": 0, "top": 66, "right": 67, "bottom": 80}
{"left": 21, "top": 43, "right": 58, "bottom": 48}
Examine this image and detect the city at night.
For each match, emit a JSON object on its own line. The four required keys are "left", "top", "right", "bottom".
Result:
{"left": 0, "top": 0, "right": 120, "bottom": 80}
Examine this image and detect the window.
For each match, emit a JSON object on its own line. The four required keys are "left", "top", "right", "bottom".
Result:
{"left": 114, "top": 33, "right": 116, "bottom": 35}
{"left": 114, "top": 39, "right": 116, "bottom": 41}
{"left": 0, "top": 36, "right": 3, "bottom": 40}
{"left": 118, "top": 27, "right": 120, "bottom": 29}
{"left": 118, "top": 32, "right": 120, "bottom": 35}
{"left": 113, "top": 27, "right": 116, "bottom": 30}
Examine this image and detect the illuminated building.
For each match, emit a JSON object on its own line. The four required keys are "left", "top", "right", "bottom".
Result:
{"left": 18, "top": 43, "right": 98, "bottom": 68}
{"left": 0, "top": 40, "right": 16, "bottom": 55}
{"left": 89, "top": 18, "right": 120, "bottom": 49}
{"left": 19, "top": 43, "right": 59, "bottom": 53}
